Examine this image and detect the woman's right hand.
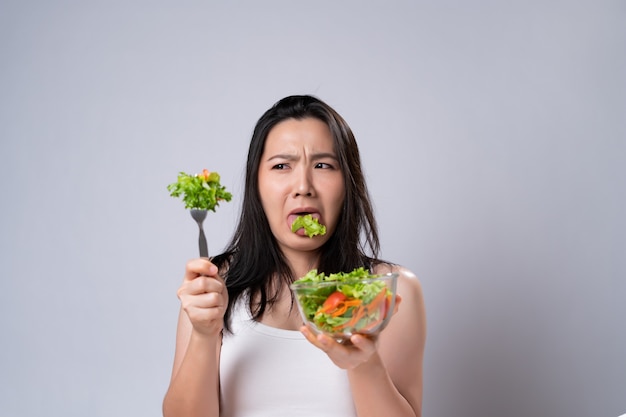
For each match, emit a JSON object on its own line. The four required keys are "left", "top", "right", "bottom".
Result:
{"left": 177, "top": 258, "right": 228, "bottom": 338}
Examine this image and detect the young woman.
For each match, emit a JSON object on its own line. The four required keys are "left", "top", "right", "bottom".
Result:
{"left": 163, "top": 95, "right": 426, "bottom": 417}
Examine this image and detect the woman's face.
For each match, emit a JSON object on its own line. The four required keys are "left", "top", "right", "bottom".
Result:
{"left": 258, "top": 117, "right": 345, "bottom": 255}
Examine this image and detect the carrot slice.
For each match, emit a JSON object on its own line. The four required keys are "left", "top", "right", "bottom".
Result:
{"left": 332, "top": 288, "right": 389, "bottom": 332}
{"left": 330, "top": 299, "right": 362, "bottom": 317}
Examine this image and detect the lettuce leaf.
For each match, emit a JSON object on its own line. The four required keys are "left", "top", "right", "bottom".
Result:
{"left": 291, "top": 214, "right": 327, "bottom": 238}
{"left": 167, "top": 170, "right": 232, "bottom": 211}
{"left": 292, "top": 267, "right": 389, "bottom": 333}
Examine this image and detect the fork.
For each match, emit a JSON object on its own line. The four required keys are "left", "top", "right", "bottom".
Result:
{"left": 190, "top": 209, "right": 209, "bottom": 258}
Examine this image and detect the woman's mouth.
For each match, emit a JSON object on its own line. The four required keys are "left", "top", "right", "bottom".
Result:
{"left": 288, "top": 211, "right": 320, "bottom": 227}
{"left": 288, "top": 211, "right": 327, "bottom": 237}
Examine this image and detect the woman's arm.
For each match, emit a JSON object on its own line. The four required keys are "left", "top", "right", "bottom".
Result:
{"left": 300, "top": 265, "right": 426, "bottom": 417}
{"left": 349, "top": 266, "right": 426, "bottom": 417}
{"left": 162, "top": 259, "right": 228, "bottom": 417}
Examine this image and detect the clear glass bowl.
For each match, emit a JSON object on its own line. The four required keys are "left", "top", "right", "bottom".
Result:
{"left": 290, "top": 272, "right": 399, "bottom": 342}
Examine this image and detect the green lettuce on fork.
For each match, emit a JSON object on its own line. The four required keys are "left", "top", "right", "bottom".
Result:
{"left": 167, "top": 169, "right": 232, "bottom": 211}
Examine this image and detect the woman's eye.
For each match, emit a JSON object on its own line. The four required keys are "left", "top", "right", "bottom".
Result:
{"left": 272, "top": 163, "right": 288, "bottom": 170}
{"left": 315, "top": 162, "right": 334, "bottom": 169}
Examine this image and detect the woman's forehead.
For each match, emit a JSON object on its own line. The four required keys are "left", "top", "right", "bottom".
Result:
{"left": 264, "top": 118, "right": 335, "bottom": 154}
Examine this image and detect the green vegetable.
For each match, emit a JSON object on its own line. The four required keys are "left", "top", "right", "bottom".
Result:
{"left": 292, "top": 267, "right": 392, "bottom": 334}
{"left": 167, "top": 169, "right": 232, "bottom": 211}
{"left": 291, "top": 214, "right": 327, "bottom": 238}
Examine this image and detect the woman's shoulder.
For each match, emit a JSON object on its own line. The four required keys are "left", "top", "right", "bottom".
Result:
{"left": 373, "top": 262, "right": 421, "bottom": 286}
{"left": 372, "top": 262, "right": 425, "bottom": 312}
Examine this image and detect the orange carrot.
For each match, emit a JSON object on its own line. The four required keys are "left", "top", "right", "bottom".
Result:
{"left": 333, "top": 306, "right": 364, "bottom": 331}
{"left": 330, "top": 299, "right": 362, "bottom": 317}
{"left": 365, "top": 288, "right": 388, "bottom": 313}
{"left": 315, "top": 298, "right": 361, "bottom": 320}
{"left": 333, "top": 288, "right": 388, "bottom": 332}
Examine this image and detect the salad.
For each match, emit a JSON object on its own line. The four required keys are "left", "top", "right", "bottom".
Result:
{"left": 291, "top": 214, "right": 326, "bottom": 238}
{"left": 167, "top": 169, "right": 232, "bottom": 211}
{"left": 291, "top": 267, "right": 394, "bottom": 335}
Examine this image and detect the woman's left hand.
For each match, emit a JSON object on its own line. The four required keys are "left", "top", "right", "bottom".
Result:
{"left": 300, "top": 326, "right": 380, "bottom": 369}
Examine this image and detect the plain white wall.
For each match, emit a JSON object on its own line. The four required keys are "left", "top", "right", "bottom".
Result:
{"left": 1, "top": 1, "right": 624, "bottom": 416}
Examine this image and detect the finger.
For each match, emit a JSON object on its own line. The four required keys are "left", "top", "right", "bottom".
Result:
{"left": 350, "top": 334, "right": 378, "bottom": 355}
{"left": 178, "top": 278, "right": 225, "bottom": 300}
{"left": 179, "top": 291, "right": 227, "bottom": 324}
{"left": 393, "top": 294, "right": 403, "bottom": 315}
{"left": 316, "top": 333, "right": 338, "bottom": 352}
{"left": 300, "top": 325, "right": 333, "bottom": 351}
{"left": 316, "top": 333, "right": 374, "bottom": 369}
{"left": 300, "top": 326, "right": 321, "bottom": 346}
{"left": 184, "top": 258, "right": 218, "bottom": 281}
{"left": 190, "top": 276, "right": 225, "bottom": 294}
{"left": 184, "top": 291, "right": 226, "bottom": 310}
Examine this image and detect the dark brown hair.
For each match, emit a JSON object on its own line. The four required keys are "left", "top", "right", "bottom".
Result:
{"left": 212, "top": 95, "right": 380, "bottom": 331}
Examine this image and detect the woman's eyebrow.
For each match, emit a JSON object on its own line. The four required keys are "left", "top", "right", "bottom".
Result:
{"left": 310, "top": 152, "right": 338, "bottom": 161}
{"left": 266, "top": 153, "right": 299, "bottom": 162}
{"left": 265, "top": 152, "right": 337, "bottom": 162}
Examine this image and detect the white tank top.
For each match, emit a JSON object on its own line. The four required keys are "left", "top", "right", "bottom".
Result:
{"left": 219, "top": 295, "right": 357, "bottom": 417}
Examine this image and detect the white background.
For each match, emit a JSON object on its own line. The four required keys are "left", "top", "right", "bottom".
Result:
{"left": 1, "top": 1, "right": 624, "bottom": 416}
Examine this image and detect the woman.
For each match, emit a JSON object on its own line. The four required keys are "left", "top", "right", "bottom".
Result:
{"left": 163, "top": 95, "right": 426, "bottom": 417}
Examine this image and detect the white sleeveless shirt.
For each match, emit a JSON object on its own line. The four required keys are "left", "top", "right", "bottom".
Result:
{"left": 219, "top": 295, "right": 357, "bottom": 417}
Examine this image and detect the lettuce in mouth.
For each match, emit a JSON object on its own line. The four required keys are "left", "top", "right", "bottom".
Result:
{"left": 291, "top": 214, "right": 327, "bottom": 238}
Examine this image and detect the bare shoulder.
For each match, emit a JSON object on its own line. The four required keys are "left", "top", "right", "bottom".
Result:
{"left": 373, "top": 263, "right": 424, "bottom": 301}
{"left": 373, "top": 262, "right": 426, "bottom": 347}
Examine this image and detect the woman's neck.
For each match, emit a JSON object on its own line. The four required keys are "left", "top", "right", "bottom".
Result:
{"left": 281, "top": 247, "right": 320, "bottom": 280}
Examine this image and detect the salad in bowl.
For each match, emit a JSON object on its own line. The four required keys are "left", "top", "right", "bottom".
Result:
{"left": 291, "top": 267, "right": 398, "bottom": 342}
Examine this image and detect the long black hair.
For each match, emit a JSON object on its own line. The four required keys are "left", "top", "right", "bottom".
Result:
{"left": 212, "top": 95, "right": 381, "bottom": 331}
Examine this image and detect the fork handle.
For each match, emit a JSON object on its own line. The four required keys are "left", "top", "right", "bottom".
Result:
{"left": 198, "top": 227, "right": 208, "bottom": 258}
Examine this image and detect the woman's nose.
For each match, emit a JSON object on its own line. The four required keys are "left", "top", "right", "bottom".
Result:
{"left": 293, "top": 168, "right": 314, "bottom": 197}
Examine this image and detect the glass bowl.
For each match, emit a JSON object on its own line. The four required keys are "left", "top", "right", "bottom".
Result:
{"left": 290, "top": 272, "right": 399, "bottom": 342}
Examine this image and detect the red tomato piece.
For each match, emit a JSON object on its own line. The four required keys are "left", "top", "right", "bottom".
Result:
{"left": 322, "top": 291, "right": 347, "bottom": 311}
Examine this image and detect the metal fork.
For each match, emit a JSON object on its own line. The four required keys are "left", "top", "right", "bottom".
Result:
{"left": 190, "top": 209, "right": 209, "bottom": 258}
